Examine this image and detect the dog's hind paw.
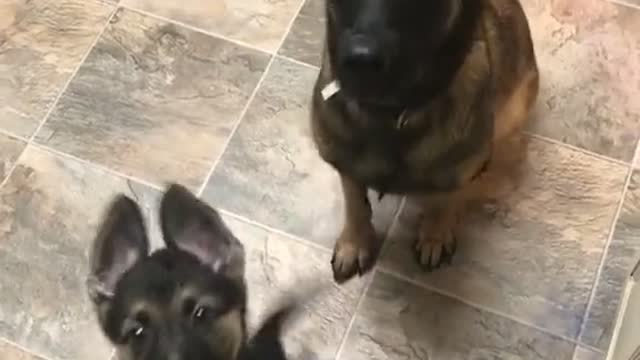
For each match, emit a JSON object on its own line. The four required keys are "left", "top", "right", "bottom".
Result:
{"left": 415, "top": 229, "right": 457, "bottom": 271}
{"left": 331, "top": 226, "right": 379, "bottom": 284}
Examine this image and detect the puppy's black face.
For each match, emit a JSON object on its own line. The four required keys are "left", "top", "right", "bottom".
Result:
{"left": 326, "top": 0, "right": 460, "bottom": 106}
{"left": 87, "top": 185, "right": 247, "bottom": 360}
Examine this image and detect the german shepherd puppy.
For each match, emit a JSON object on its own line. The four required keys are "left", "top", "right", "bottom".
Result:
{"left": 311, "top": 0, "right": 539, "bottom": 282}
{"left": 87, "top": 184, "right": 304, "bottom": 360}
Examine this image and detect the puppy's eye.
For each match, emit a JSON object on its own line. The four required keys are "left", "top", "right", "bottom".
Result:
{"left": 122, "top": 319, "right": 146, "bottom": 343}
{"left": 192, "top": 306, "right": 212, "bottom": 323}
{"left": 129, "top": 325, "right": 145, "bottom": 339}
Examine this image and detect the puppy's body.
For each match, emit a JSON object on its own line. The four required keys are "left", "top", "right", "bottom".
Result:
{"left": 87, "top": 185, "right": 304, "bottom": 360}
{"left": 312, "top": 0, "right": 539, "bottom": 281}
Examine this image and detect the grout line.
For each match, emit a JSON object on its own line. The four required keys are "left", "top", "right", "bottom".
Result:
{"left": 608, "top": 0, "right": 640, "bottom": 10}
{"left": 572, "top": 345, "right": 606, "bottom": 360}
{"left": 525, "top": 132, "right": 630, "bottom": 167}
{"left": 118, "top": 4, "right": 274, "bottom": 56}
{"left": 332, "top": 271, "right": 376, "bottom": 360}
{"left": 0, "top": 7, "right": 117, "bottom": 193}
{"left": 196, "top": 0, "right": 308, "bottom": 197}
{"left": 194, "top": 57, "right": 274, "bottom": 196}
{"left": 0, "top": 128, "right": 29, "bottom": 143}
{"left": 120, "top": 3, "right": 322, "bottom": 70}
{"left": 32, "top": 143, "right": 163, "bottom": 191}
{"left": 332, "top": 197, "right": 406, "bottom": 360}
{"left": 0, "top": 146, "right": 27, "bottom": 190}
{"left": 275, "top": 54, "right": 320, "bottom": 70}
{"left": 376, "top": 266, "right": 591, "bottom": 347}
{"left": 574, "top": 139, "right": 638, "bottom": 354}
{"left": 0, "top": 337, "right": 56, "bottom": 360}
{"left": 121, "top": 2, "right": 329, "bottom": 73}
{"left": 218, "top": 208, "right": 333, "bottom": 254}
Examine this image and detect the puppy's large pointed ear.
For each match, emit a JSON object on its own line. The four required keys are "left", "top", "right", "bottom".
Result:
{"left": 87, "top": 195, "right": 149, "bottom": 305}
{"left": 160, "top": 184, "right": 245, "bottom": 280}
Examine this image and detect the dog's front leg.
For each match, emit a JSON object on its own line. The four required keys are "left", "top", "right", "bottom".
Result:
{"left": 415, "top": 192, "right": 460, "bottom": 271}
{"left": 331, "top": 174, "right": 378, "bottom": 283}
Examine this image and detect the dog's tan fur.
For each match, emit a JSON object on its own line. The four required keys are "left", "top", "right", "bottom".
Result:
{"left": 312, "top": 0, "right": 539, "bottom": 281}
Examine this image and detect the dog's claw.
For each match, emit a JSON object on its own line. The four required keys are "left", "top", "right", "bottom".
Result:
{"left": 331, "top": 228, "right": 378, "bottom": 283}
{"left": 415, "top": 231, "right": 457, "bottom": 272}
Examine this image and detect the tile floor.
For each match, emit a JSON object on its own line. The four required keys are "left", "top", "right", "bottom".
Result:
{"left": 0, "top": 0, "right": 639, "bottom": 359}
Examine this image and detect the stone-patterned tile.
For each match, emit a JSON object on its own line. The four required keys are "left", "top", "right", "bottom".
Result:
{"left": 0, "top": 0, "right": 114, "bottom": 137}
{"left": 279, "top": 0, "right": 324, "bottom": 67}
{"left": 610, "top": 0, "right": 640, "bottom": 9}
{"left": 0, "top": 146, "right": 161, "bottom": 360}
{"left": 35, "top": 8, "right": 270, "bottom": 190}
{"left": 203, "top": 58, "right": 401, "bottom": 248}
{"left": 381, "top": 139, "right": 627, "bottom": 339}
{"left": 339, "top": 272, "right": 575, "bottom": 360}
{"left": 0, "top": 134, "right": 26, "bottom": 183}
{"left": 222, "top": 215, "right": 366, "bottom": 360}
{"left": 581, "top": 170, "right": 640, "bottom": 350}
{"left": 0, "top": 340, "right": 43, "bottom": 360}
{"left": 523, "top": 0, "right": 640, "bottom": 161}
{"left": 574, "top": 346, "right": 606, "bottom": 360}
{"left": 122, "top": 0, "right": 303, "bottom": 52}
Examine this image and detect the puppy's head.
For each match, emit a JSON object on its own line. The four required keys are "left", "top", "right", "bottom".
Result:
{"left": 87, "top": 185, "right": 246, "bottom": 360}
{"left": 326, "top": 0, "right": 465, "bottom": 106}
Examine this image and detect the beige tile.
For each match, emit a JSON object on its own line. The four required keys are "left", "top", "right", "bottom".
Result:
{"left": 581, "top": 170, "right": 640, "bottom": 350}
{"left": 0, "top": 134, "right": 25, "bottom": 183}
{"left": 122, "top": 0, "right": 304, "bottom": 52}
{"left": 34, "top": 8, "right": 270, "bottom": 190}
{"left": 279, "top": 0, "right": 324, "bottom": 67}
{"left": 222, "top": 215, "right": 367, "bottom": 360}
{"left": 381, "top": 138, "right": 627, "bottom": 339}
{"left": 609, "top": 0, "right": 640, "bottom": 9}
{"left": 0, "top": 0, "right": 114, "bottom": 137}
{"left": 0, "top": 340, "right": 43, "bottom": 360}
{"left": 339, "top": 272, "right": 575, "bottom": 360}
{"left": 574, "top": 346, "right": 605, "bottom": 360}
{"left": 203, "top": 58, "right": 401, "bottom": 248}
{"left": 523, "top": 0, "right": 640, "bottom": 161}
{"left": 0, "top": 146, "right": 160, "bottom": 359}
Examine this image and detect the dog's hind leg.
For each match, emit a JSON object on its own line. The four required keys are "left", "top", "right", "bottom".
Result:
{"left": 331, "top": 175, "right": 379, "bottom": 283}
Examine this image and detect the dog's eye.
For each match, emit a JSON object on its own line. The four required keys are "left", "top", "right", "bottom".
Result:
{"left": 192, "top": 306, "right": 211, "bottom": 322}
{"left": 122, "top": 319, "right": 146, "bottom": 343}
{"left": 129, "top": 325, "right": 145, "bottom": 339}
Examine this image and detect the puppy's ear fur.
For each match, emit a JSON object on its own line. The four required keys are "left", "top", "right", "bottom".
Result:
{"left": 87, "top": 195, "right": 149, "bottom": 305}
{"left": 160, "top": 184, "right": 245, "bottom": 280}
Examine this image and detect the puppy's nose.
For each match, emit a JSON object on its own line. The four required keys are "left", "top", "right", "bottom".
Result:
{"left": 342, "top": 35, "right": 384, "bottom": 70}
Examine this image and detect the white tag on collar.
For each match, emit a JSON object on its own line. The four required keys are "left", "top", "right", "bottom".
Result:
{"left": 396, "top": 110, "right": 409, "bottom": 129}
{"left": 321, "top": 80, "right": 341, "bottom": 101}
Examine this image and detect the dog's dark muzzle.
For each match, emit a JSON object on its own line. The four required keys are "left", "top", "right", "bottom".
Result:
{"left": 338, "top": 33, "right": 386, "bottom": 72}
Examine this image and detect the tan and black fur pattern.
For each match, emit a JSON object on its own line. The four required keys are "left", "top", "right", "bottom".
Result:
{"left": 87, "top": 184, "right": 312, "bottom": 360}
{"left": 311, "top": 0, "right": 539, "bottom": 282}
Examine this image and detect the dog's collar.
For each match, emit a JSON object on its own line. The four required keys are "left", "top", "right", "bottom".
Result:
{"left": 322, "top": 80, "right": 410, "bottom": 130}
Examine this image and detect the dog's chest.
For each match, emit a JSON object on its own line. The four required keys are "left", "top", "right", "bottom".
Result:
{"left": 325, "top": 117, "right": 460, "bottom": 194}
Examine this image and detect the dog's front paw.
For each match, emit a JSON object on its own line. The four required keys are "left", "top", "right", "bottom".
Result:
{"left": 415, "top": 227, "right": 457, "bottom": 271}
{"left": 331, "top": 226, "right": 378, "bottom": 284}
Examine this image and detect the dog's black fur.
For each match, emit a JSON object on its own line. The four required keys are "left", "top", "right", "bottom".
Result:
{"left": 87, "top": 184, "right": 302, "bottom": 360}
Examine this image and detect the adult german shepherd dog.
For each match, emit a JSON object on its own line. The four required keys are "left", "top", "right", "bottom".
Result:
{"left": 87, "top": 184, "right": 309, "bottom": 360}
{"left": 311, "top": 0, "right": 539, "bottom": 282}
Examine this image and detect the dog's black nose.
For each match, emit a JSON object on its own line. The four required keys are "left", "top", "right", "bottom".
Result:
{"left": 341, "top": 35, "right": 384, "bottom": 70}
